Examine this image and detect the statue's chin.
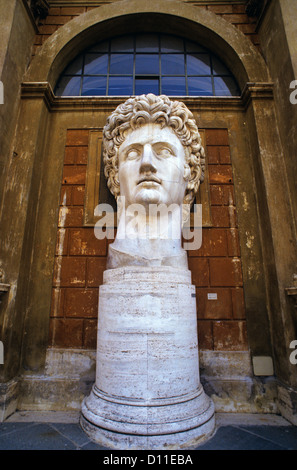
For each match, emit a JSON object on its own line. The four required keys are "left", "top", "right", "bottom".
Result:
{"left": 135, "top": 188, "right": 161, "bottom": 206}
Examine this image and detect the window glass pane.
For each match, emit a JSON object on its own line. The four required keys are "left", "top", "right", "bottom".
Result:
{"left": 111, "top": 35, "right": 134, "bottom": 52}
{"left": 88, "top": 41, "right": 109, "bottom": 53}
{"left": 188, "top": 76, "right": 213, "bottom": 96}
{"left": 136, "top": 34, "right": 159, "bottom": 52}
{"left": 161, "top": 54, "right": 185, "bottom": 75}
{"left": 187, "top": 54, "right": 211, "bottom": 75}
{"left": 55, "top": 33, "right": 239, "bottom": 98}
{"left": 81, "top": 76, "right": 107, "bottom": 95}
{"left": 135, "top": 54, "right": 159, "bottom": 74}
{"left": 108, "top": 76, "right": 133, "bottom": 95}
{"left": 84, "top": 54, "right": 108, "bottom": 75}
{"left": 110, "top": 54, "right": 134, "bottom": 74}
{"left": 161, "top": 77, "right": 186, "bottom": 95}
{"left": 160, "top": 35, "right": 184, "bottom": 52}
{"left": 212, "top": 56, "right": 230, "bottom": 76}
{"left": 135, "top": 78, "right": 159, "bottom": 95}
{"left": 63, "top": 55, "right": 83, "bottom": 75}
{"left": 185, "top": 40, "right": 207, "bottom": 53}
{"left": 213, "top": 76, "right": 239, "bottom": 96}
{"left": 56, "top": 76, "right": 81, "bottom": 96}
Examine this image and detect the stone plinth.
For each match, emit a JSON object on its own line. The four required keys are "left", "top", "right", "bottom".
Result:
{"left": 80, "top": 266, "right": 215, "bottom": 449}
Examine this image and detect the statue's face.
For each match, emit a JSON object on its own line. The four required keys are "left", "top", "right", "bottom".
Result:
{"left": 118, "top": 123, "right": 187, "bottom": 207}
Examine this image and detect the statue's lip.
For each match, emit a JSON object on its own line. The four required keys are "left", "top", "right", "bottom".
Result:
{"left": 137, "top": 176, "right": 162, "bottom": 185}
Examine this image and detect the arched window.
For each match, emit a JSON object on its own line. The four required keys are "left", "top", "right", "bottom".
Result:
{"left": 55, "top": 33, "right": 240, "bottom": 97}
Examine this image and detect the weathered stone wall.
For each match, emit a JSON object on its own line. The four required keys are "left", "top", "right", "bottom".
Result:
{"left": 259, "top": 0, "right": 297, "bottom": 239}
{"left": 0, "top": 0, "right": 36, "bottom": 206}
{"left": 0, "top": 0, "right": 37, "bottom": 385}
{"left": 256, "top": 0, "right": 297, "bottom": 421}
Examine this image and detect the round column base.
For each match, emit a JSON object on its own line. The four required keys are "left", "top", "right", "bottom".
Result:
{"left": 80, "top": 385, "right": 215, "bottom": 450}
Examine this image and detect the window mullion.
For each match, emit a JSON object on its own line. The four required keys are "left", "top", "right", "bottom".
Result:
{"left": 79, "top": 54, "right": 85, "bottom": 96}
{"left": 209, "top": 54, "right": 215, "bottom": 96}
{"left": 158, "top": 34, "right": 161, "bottom": 95}
{"left": 133, "top": 36, "right": 136, "bottom": 95}
{"left": 184, "top": 39, "right": 188, "bottom": 96}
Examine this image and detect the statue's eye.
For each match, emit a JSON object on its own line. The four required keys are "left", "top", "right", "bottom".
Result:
{"left": 126, "top": 148, "right": 140, "bottom": 160}
{"left": 156, "top": 146, "right": 174, "bottom": 158}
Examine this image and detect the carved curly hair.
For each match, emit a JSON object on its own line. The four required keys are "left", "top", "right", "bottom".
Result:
{"left": 102, "top": 94, "right": 205, "bottom": 206}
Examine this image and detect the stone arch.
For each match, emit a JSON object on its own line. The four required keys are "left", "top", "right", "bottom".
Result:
{"left": 24, "top": 0, "right": 269, "bottom": 90}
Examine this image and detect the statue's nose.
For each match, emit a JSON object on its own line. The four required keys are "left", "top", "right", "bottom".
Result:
{"left": 139, "top": 144, "right": 157, "bottom": 173}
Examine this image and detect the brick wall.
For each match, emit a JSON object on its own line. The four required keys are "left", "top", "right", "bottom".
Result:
{"left": 32, "top": 3, "right": 259, "bottom": 57}
{"left": 48, "top": 128, "right": 247, "bottom": 351}
{"left": 49, "top": 129, "right": 106, "bottom": 348}
{"left": 189, "top": 129, "right": 247, "bottom": 351}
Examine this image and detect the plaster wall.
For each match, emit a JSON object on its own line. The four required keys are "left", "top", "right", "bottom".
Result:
{"left": 0, "top": 0, "right": 36, "bottom": 206}
{"left": 258, "top": 0, "right": 297, "bottom": 234}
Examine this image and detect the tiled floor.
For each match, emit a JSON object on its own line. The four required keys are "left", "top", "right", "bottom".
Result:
{"left": 0, "top": 412, "right": 296, "bottom": 451}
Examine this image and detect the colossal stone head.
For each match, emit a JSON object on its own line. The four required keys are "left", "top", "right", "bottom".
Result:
{"left": 102, "top": 94, "right": 205, "bottom": 209}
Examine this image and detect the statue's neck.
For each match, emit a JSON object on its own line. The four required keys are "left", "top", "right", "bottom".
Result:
{"left": 118, "top": 202, "right": 181, "bottom": 236}
{"left": 111, "top": 203, "right": 185, "bottom": 260}
{"left": 106, "top": 201, "right": 190, "bottom": 269}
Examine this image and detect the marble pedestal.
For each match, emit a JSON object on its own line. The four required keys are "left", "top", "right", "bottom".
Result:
{"left": 80, "top": 266, "right": 215, "bottom": 449}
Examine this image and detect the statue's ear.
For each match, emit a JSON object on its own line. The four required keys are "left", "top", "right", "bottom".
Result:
{"left": 183, "top": 164, "right": 191, "bottom": 182}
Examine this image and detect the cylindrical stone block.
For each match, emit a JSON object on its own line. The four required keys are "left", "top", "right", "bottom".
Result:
{"left": 81, "top": 266, "right": 215, "bottom": 449}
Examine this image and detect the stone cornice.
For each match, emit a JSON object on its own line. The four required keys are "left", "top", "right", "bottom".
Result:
{"left": 22, "top": 0, "right": 50, "bottom": 32}
{"left": 245, "top": 0, "right": 266, "bottom": 17}
{"left": 30, "top": 0, "right": 50, "bottom": 19}
{"left": 48, "top": 0, "right": 246, "bottom": 6}
{"left": 21, "top": 81, "right": 274, "bottom": 112}
{"left": 241, "top": 81, "right": 274, "bottom": 108}
{"left": 245, "top": 0, "right": 271, "bottom": 31}
{"left": 23, "top": 0, "right": 49, "bottom": 20}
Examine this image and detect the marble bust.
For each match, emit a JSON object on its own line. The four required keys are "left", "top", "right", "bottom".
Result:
{"left": 102, "top": 93, "right": 205, "bottom": 268}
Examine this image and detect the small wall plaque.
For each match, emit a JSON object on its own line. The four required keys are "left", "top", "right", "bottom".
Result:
{"left": 207, "top": 293, "right": 217, "bottom": 300}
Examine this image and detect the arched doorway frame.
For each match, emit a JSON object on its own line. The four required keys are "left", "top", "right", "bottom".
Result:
{"left": 24, "top": 0, "right": 269, "bottom": 88}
